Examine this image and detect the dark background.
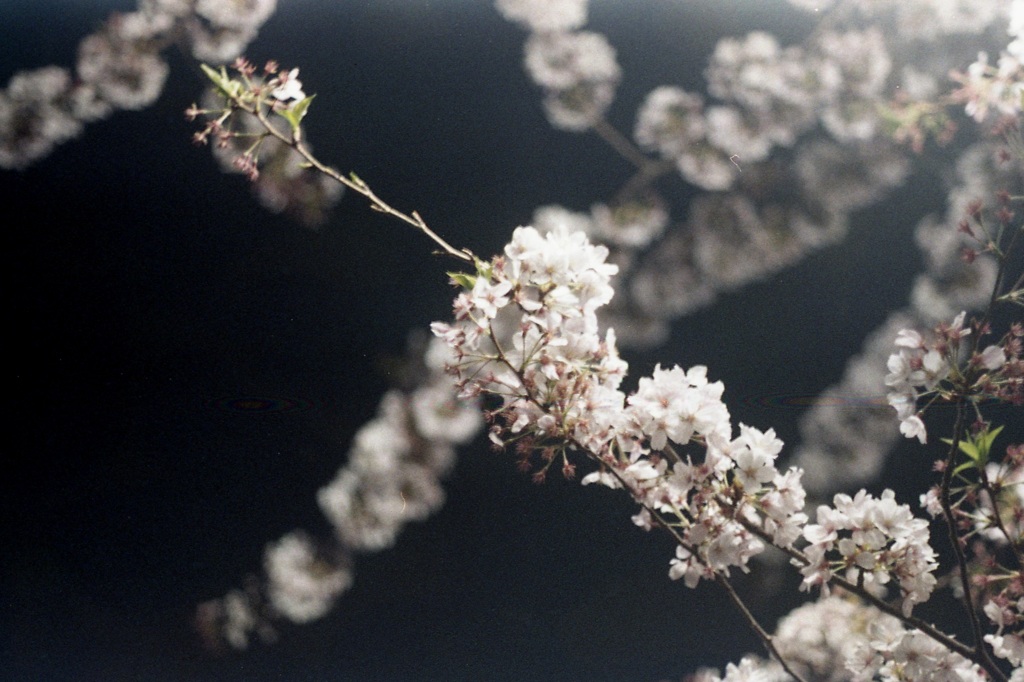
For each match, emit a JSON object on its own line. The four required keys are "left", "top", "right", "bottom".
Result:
{"left": 0, "top": 1, "right": 971, "bottom": 680}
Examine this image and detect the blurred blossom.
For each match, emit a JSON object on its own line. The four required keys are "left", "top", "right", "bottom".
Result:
{"left": 634, "top": 86, "right": 706, "bottom": 160}
{"left": 706, "top": 31, "right": 817, "bottom": 147}
{"left": 139, "top": 0, "right": 191, "bottom": 18}
{"left": 523, "top": 31, "right": 619, "bottom": 131}
{"left": 689, "top": 193, "right": 769, "bottom": 289}
{"left": 588, "top": 196, "right": 668, "bottom": 249}
{"left": 77, "top": 33, "right": 168, "bottom": 111}
{"left": 794, "top": 139, "right": 909, "bottom": 215}
{"left": 0, "top": 0, "right": 277, "bottom": 170}
{"left": 774, "top": 596, "right": 903, "bottom": 682}
{"left": 705, "top": 105, "right": 773, "bottom": 162}
{"left": 411, "top": 382, "right": 481, "bottom": 445}
{"left": 264, "top": 532, "right": 352, "bottom": 623}
{"left": 628, "top": 228, "right": 715, "bottom": 319}
{"left": 0, "top": 67, "right": 84, "bottom": 169}
{"left": 786, "top": 0, "right": 1006, "bottom": 40}
{"left": 814, "top": 28, "right": 891, "bottom": 142}
{"left": 187, "top": 24, "right": 259, "bottom": 63}
{"left": 910, "top": 217, "right": 998, "bottom": 322}
{"left": 195, "top": 0, "right": 277, "bottom": 33}
{"left": 523, "top": 31, "right": 618, "bottom": 90}
{"left": 541, "top": 80, "right": 616, "bottom": 131}
{"left": 495, "top": 0, "right": 588, "bottom": 33}
{"left": 532, "top": 204, "right": 595, "bottom": 237}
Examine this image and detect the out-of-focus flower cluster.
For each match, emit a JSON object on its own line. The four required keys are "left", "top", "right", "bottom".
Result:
{"left": 498, "top": 0, "right": 619, "bottom": 131}
{"left": 636, "top": 26, "right": 899, "bottom": 191}
{"left": 0, "top": 0, "right": 276, "bottom": 169}
{"left": 196, "top": 335, "right": 481, "bottom": 650}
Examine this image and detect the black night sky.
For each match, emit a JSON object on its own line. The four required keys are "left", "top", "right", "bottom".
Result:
{"left": 0, "top": 1, "right": 986, "bottom": 680}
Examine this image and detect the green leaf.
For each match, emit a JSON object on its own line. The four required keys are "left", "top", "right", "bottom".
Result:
{"left": 952, "top": 461, "right": 975, "bottom": 475}
{"left": 447, "top": 272, "right": 475, "bottom": 290}
{"left": 280, "top": 94, "right": 315, "bottom": 133}
{"left": 200, "top": 63, "right": 240, "bottom": 99}
{"left": 975, "top": 424, "right": 1004, "bottom": 465}
{"left": 942, "top": 424, "right": 1004, "bottom": 471}
{"left": 348, "top": 171, "right": 367, "bottom": 189}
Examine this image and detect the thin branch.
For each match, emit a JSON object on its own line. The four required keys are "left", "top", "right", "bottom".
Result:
{"left": 714, "top": 571, "right": 809, "bottom": 682}
{"left": 590, "top": 117, "right": 651, "bottom": 170}
{"left": 939, "top": 402, "right": 1006, "bottom": 679}
{"left": 243, "top": 98, "right": 475, "bottom": 264}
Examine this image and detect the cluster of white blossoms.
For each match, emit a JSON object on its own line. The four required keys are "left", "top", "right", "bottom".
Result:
{"left": 801, "top": 489, "right": 938, "bottom": 616}
{"left": 432, "top": 227, "right": 814, "bottom": 588}
{"left": 885, "top": 312, "right": 1007, "bottom": 445}
{"left": 431, "top": 225, "right": 624, "bottom": 441}
{"left": 885, "top": 320, "right": 964, "bottom": 444}
{"left": 0, "top": 0, "right": 276, "bottom": 169}
{"left": 0, "top": 67, "right": 89, "bottom": 170}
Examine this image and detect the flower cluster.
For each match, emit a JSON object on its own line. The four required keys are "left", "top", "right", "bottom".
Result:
{"left": 501, "top": 0, "right": 619, "bottom": 132}
{"left": 431, "top": 225, "right": 624, "bottom": 472}
{"left": 494, "top": 0, "right": 587, "bottom": 33}
{"left": 317, "top": 364, "right": 480, "bottom": 552}
{"left": 849, "top": 628, "right": 986, "bottom": 682}
{"left": 801, "top": 489, "right": 938, "bottom": 616}
{"left": 632, "top": 26, "right": 895, "bottom": 193}
{"left": 522, "top": 31, "right": 620, "bottom": 131}
{"left": 263, "top": 532, "right": 352, "bottom": 624}
{"left": 885, "top": 311, "right": 1011, "bottom": 444}
{"left": 433, "top": 227, "right": 813, "bottom": 592}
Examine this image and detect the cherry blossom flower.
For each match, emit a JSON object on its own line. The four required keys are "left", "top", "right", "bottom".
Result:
{"left": 271, "top": 68, "right": 305, "bottom": 102}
